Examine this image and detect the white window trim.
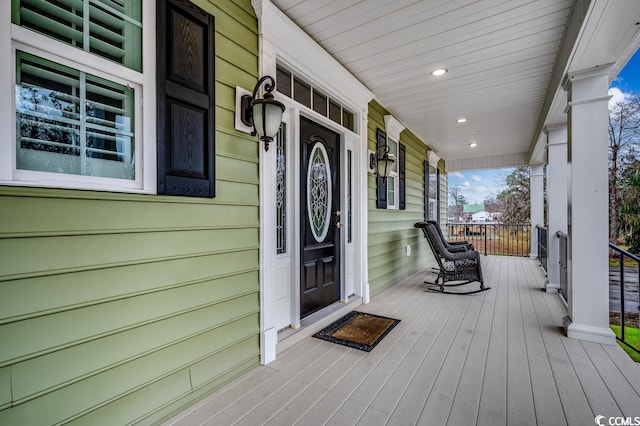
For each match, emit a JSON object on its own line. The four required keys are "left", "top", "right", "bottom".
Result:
{"left": 0, "top": 1, "right": 156, "bottom": 193}
{"left": 384, "top": 114, "right": 405, "bottom": 210}
{"left": 427, "top": 150, "right": 441, "bottom": 220}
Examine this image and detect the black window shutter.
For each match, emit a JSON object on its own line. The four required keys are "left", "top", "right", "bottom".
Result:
{"left": 424, "top": 160, "right": 429, "bottom": 220}
{"left": 399, "top": 143, "right": 406, "bottom": 210}
{"left": 376, "top": 128, "right": 387, "bottom": 209}
{"left": 157, "top": 0, "right": 216, "bottom": 197}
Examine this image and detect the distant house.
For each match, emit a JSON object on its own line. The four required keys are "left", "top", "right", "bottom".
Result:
{"left": 462, "top": 203, "right": 485, "bottom": 221}
{"left": 472, "top": 211, "right": 493, "bottom": 222}
{"left": 463, "top": 203, "right": 485, "bottom": 213}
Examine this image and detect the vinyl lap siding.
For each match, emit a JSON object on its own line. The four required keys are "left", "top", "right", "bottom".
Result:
{"left": 0, "top": 1, "right": 260, "bottom": 424}
{"left": 367, "top": 100, "right": 438, "bottom": 297}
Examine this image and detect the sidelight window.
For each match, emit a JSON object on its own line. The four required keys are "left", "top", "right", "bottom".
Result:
{"left": 276, "top": 123, "right": 287, "bottom": 254}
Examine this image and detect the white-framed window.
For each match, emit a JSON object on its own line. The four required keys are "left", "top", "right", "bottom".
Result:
{"left": 426, "top": 150, "right": 441, "bottom": 220}
{"left": 427, "top": 162, "right": 438, "bottom": 219}
{"left": 1, "top": 0, "right": 155, "bottom": 193}
{"left": 383, "top": 115, "right": 405, "bottom": 210}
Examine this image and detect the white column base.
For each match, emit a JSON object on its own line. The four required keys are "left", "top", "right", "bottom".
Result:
{"left": 261, "top": 327, "right": 278, "bottom": 365}
{"left": 563, "top": 316, "right": 616, "bottom": 345}
{"left": 546, "top": 281, "right": 560, "bottom": 293}
{"left": 363, "top": 282, "right": 370, "bottom": 304}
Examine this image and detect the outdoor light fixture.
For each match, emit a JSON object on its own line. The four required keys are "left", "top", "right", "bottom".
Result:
{"left": 431, "top": 68, "right": 447, "bottom": 76}
{"left": 240, "top": 75, "right": 285, "bottom": 151}
{"left": 457, "top": 118, "right": 467, "bottom": 123}
{"left": 370, "top": 145, "right": 395, "bottom": 181}
{"left": 469, "top": 142, "right": 477, "bottom": 148}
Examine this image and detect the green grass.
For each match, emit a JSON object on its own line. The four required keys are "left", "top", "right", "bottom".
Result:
{"left": 610, "top": 325, "right": 640, "bottom": 362}
{"left": 609, "top": 259, "right": 639, "bottom": 267}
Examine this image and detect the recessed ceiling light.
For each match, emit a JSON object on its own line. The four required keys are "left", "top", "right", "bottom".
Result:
{"left": 431, "top": 68, "right": 447, "bottom": 76}
{"left": 457, "top": 118, "right": 467, "bottom": 123}
{"left": 469, "top": 142, "right": 477, "bottom": 148}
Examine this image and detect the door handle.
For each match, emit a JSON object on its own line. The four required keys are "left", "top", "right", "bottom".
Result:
{"left": 336, "top": 222, "right": 343, "bottom": 229}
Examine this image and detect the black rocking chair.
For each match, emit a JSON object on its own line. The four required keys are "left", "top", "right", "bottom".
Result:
{"left": 414, "top": 221, "right": 489, "bottom": 295}
{"left": 425, "top": 220, "right": 474, "bottom": 252}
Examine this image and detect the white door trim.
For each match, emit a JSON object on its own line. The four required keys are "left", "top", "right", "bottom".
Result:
{"left": 253, "top": 0, "right": 373, "bottom": 364}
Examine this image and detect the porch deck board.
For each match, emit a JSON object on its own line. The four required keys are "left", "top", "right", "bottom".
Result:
{"left": 525, "top": 262, "right": 593, "bottom": 426}
{"left": 477, "top": 255, "right": 509, "bottom": 426}
{"left": 517, "top": 256, "right": 566, "bottom": 426}
{"left": 447, "top": 256, "right": 498, "bottom": 426}
{"left": 166, "top": 256, "right": 640, "bottom": 426}
{"left": 298, "top": 281, "right": 448, "bottom": 425}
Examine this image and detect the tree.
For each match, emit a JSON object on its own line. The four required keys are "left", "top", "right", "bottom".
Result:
{"left": 449, "top": 186, "right": 467, "bottom": 222}
{"left": 608, "top": 93, "right": 640, "bottom": 245}
{"left": 483, "top": 196, "right": 503, "bottom": 214}
{"left": 618, "top": 160, "right": 640, "bottom": 254}
{"left": 497, "top": 167, "right": 530, "bottom": 224}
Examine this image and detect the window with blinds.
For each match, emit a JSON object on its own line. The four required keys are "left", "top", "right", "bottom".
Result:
{"left": 16, "top": 51, "right": 135, "bottom": 179}
{"left": 12, "top": 0, "right": 142, "bottom": 71}
{"left": 9, "top": 0, "right": 144, "bottom": 187}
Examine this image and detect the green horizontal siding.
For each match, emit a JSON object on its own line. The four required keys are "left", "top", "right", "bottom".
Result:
{"left": 11, "top": 292, "right": 257, "bottom": 402}
{"left": 0, "top": 367, "right": 10, "bottom": 410}
{"left": 0, "top": 0, "right": 261, "bottom": 424}
{"left": 0, "top": 193, "right": 258, "bottom": 238}
{"left": 0, "top": 255, "right": 257, "bottom": 324}
{"left": 367, "top": 100, "right": 442, "bottom": 297}
{"left": 0, "top": 229, "right": 258, "bottom": 280}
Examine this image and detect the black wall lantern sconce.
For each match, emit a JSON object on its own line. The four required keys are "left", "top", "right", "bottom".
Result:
{"left": 240, "top": 75, "right": 285, "bottom": 151}
{"left": 370, "top": 145, "right": 395, "bottom": 181}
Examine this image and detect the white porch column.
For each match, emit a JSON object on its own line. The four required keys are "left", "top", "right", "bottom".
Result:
{"left": 562, "top": 65, "right": 616, "bottom": 345}
{"left": 529, "top": 164, "right": 545, "bottom": 259}
{"left": 545, "top": 125, "right": 568, "bottom": 293}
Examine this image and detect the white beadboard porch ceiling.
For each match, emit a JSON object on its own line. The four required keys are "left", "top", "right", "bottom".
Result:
{"left": 269, "top": 0, "right": 640, "bottom": 171}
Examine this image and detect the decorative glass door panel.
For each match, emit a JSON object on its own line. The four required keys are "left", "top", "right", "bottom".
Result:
{"left": 300, "top": 117, "right": 340, "bottom": 318}
{"left": 307, "top": 141, "right": 332, "bottom": 242}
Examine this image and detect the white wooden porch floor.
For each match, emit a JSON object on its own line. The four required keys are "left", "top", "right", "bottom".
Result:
{"left": 166, "top": 256, "right": 640, "bottom": 426}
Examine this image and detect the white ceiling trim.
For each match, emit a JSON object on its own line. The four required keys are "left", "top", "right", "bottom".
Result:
{"left": 252, "top": 0, "right": 374, "bottom": 110}
{"left": 270, "top": 0, "right": 640, "bottom": 170}
{"left": 446, "top": 152, "right": 529, "bottom": 173}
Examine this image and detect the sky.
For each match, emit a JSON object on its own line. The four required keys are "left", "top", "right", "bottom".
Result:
{"left": 448, "top": 168, "right": 515, "bottom": 205}
{"left": 448, "top": 48, "right": 640, "bottom": 207}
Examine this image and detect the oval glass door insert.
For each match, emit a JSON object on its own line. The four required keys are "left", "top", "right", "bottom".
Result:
{"left": 307, "top": 141, "right": 332, "bottom": 242}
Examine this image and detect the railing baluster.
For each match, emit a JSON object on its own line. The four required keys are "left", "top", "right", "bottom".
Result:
{"left": 620, "top": 252, "right": 625, "bottom": 341}
{"left": 608, "top": 243, "right": 640, "bottom": 355}
{"left": 484, "top": 224, "right": 487, "bottom": 256}
{"left": 445, "top": 222, "right": 532, "bottom": 257}
{"left": 557, "top": 231, "right": 568, "bottom": 301}
{"left": 536, "top": 225, "right": 548, "bottom": 273}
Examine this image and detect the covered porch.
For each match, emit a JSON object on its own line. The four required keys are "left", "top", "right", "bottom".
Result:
{"left": 166, "top": 255, "right": 640, "bottom": 425}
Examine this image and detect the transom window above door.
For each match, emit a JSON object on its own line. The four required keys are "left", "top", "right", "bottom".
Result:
{"left": 276, "top": 64, "right": 355, "bottom": 133}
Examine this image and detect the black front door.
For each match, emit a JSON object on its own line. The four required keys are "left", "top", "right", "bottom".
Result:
{"left": 300, "top": 117, "right": 341, "bottom": 318}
